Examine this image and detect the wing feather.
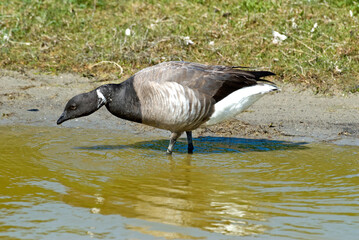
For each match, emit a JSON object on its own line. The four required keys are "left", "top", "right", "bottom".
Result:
{"left": 133, "top": 61, "right": 276, "bottom": 102}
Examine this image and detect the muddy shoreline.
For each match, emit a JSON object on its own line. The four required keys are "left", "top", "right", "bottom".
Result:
{"left": 1, "top": 69, "right": 358, "bottom": 146}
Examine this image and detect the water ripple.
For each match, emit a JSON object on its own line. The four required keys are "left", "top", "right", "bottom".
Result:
{"left": 0, "top": 126, "right": 359, "bottom": 239}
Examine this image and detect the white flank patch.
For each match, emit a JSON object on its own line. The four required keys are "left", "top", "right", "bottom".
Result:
{"left": 96, "top": 89, "right": 106, "bottom": 104}
{"left": 205, "top": 84, "right": 278, "bottom": 126}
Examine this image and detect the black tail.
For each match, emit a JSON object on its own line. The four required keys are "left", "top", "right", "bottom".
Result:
{"left": 246, "top": 70, "right": 276, "bottom": 79}
{"left": 231, "top": 66, "right": 275, "bottom": 79}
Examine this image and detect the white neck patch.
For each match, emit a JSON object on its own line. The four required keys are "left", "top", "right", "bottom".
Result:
{"left": 96, "top": 89, "right": 107, "bottom": 104}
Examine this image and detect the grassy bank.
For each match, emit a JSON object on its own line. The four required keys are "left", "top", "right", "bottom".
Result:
{"left": 1, "top": 0, "right": 358, "bottom": 93}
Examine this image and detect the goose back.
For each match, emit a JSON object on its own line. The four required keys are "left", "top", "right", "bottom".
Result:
{"left": 132, "top": 61, "right": 275, "bottom": 102}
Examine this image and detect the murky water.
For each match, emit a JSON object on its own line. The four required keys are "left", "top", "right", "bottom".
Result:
{"left": 1, "top": 126, "right": 358, "bottom": 240}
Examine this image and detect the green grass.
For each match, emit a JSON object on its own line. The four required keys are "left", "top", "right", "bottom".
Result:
{"left": 1, "top": 0, "right": 359, "bottom": 93}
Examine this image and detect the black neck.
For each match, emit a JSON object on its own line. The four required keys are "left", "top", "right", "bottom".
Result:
{"left": 99, "top": 79, "right": 142, "bottom": 123}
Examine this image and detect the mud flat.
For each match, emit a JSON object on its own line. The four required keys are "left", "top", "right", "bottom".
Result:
{"left": 1, "top": 69, "right": 358, "bottom": 146}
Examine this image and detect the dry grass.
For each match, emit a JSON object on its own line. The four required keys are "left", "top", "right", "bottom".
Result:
{"left": 1, "top": 0, "right": 359, "bottom": 93}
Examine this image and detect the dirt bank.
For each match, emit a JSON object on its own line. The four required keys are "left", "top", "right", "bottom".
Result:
{"left": 1, "top": 69, "right": 358, "bottom": 146}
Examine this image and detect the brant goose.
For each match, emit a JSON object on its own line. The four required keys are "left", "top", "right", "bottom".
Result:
{"left": 57, "top": 61, "right": 278, "bottom": 154}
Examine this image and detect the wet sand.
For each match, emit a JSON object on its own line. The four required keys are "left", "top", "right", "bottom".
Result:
{"left": 1, "top": 69, "right": 358, "bottom": 146}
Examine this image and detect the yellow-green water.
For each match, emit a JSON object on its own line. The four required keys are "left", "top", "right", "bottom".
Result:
{"left": 1, "top": 126, "right": 358, "bottom": 240}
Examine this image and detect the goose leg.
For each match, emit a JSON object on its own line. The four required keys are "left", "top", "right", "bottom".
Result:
{"left": 186, "top": 131, "right": 194, "bottom": 154}
{"left": 167, "top": 132, "right": 182, "bottom": 154}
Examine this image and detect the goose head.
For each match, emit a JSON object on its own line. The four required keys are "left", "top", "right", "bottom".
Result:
{"left": 57, "top": 89, "right": 107, "bottom": 125}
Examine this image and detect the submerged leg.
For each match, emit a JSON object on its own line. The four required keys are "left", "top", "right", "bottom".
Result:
{"left": 186, "top": 131, "right": 194, "bottom": 154}
{"left": 167, "top": 132, "right": 183, "bottom": 154}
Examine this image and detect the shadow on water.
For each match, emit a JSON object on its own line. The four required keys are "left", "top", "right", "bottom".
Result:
{"left": 75, "top": 136, "right": 309, "bottom": 153}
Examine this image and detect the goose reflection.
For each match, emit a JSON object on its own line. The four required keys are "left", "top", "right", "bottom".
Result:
{"left": 60, "top": 153, "right": 270, "bottom": 237}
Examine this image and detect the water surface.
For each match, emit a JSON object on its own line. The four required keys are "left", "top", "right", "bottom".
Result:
{"left": 1, "top": 126, "right": 358, "bottom": 239}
